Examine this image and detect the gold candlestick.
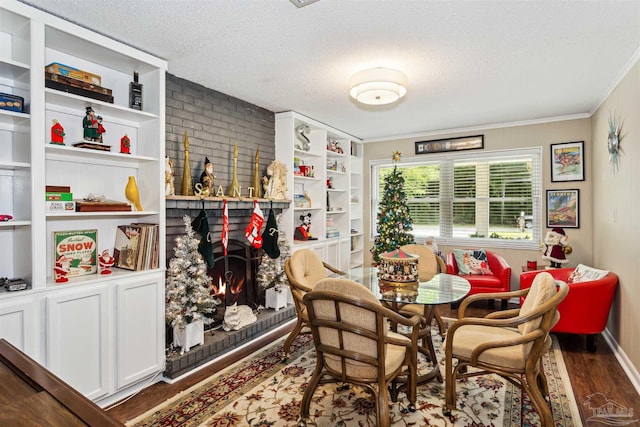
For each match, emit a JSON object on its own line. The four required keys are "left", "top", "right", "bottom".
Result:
{"left": 227, "top": 143, "right": 241, "bottom": 197}
{"left": 181, "top": 131, "right": 194, "bottom": 196}
{"left": 252, "top": 148, "right": 261, "bottom": 198}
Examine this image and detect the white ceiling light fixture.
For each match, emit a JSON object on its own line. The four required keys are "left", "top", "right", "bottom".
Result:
{"left": 349, "top": 67, "right": 408, "bottom": 106}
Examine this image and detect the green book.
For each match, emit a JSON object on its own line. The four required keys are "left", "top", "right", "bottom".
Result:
{"left": 46, "top": 192, "right": 73, "bottom": 201}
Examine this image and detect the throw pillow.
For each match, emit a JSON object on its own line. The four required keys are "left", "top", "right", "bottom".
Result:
{"left": 567, "top": 263, "right": 609, "bottom": 283}
{"left": 453, "top": 249, "right": 493, "bottom": 275}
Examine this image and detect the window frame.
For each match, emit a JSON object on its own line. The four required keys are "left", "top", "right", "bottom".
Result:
{"left": 370, "top": 147, "right": 542, "bottom": 250}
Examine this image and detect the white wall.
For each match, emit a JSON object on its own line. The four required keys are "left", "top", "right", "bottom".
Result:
{"left": 362, "top": 118, "right": 592, "bottom": 277}
{"left": 591, "top": 59, "right": 640, "bottom": 380}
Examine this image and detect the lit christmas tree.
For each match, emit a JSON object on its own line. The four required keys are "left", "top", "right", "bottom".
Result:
{"left": 371, "top": 151, "right": 415, "bottom": 264}
{"left": 256, "top": 214, "right": 291, "bottom": 290}
{"left": 166, "top": 215, "right": 220, "bottom": 328}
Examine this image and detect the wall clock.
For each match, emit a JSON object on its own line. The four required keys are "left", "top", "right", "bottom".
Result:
{"left": 607, "top": 112, "right": 623, "bottom": 173}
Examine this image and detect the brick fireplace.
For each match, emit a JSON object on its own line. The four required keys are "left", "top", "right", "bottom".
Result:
{"left": 164, "top": 198, "right": 294, "bottom": 379}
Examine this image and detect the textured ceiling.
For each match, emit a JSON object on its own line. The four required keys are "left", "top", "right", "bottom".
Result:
{"left": 19, "top": 0, "right": 640, "bottom": 141}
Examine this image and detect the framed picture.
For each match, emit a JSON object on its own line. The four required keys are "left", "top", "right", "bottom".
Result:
{"left": 415, "top": 135, "right": 483, "bottom": 155}
{"left": 547, "top": 189, "right": 579, "bottom": 228}
{"left": 550, "top": 141, "right": 584, "bottom": 182}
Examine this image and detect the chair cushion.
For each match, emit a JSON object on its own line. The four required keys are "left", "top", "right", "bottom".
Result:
{"left": 450, "top": 325, "right": 552, "bottom": 369}
{"left": 518, "top": 272, "right": 557, "bottom": 335}
{"left": 401, "top": 244, "right": 438, "bottom": 281}
{"left": 453, "top": 249, "right": 493, "bottom": 275}
{"left": 456, "top": 274, "right": 503, "bottom": 288}
{"left": 289, "top": 250, "right": 328, "bottom": 288}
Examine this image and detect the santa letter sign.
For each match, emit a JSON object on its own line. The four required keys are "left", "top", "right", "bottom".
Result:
{"left": 415, "top": 135, "right": 484, "bottom": 155}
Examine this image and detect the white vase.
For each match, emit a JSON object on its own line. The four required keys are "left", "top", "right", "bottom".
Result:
{"left": 173, "top": 319, "right": 204, "bottom": 354}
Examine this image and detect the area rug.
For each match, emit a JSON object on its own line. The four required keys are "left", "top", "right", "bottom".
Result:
{"left": 128, "top": 327, "right": 582, "bottom": 427}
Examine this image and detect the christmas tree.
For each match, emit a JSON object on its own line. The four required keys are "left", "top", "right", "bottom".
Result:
{"left": 371, "top": 151, "right": 415, "bottom": 264}
{"left": 166, "top": 215, "right": 220, "bottom": 328}
{"left": 256, "top": 215, "right": 291, "bottom": 290}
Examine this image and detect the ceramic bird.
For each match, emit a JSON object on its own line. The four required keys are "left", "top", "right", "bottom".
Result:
{"left": 125, "top": 176, "right": 143, "bottom": 211}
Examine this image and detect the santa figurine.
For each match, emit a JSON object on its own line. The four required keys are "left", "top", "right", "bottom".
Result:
{"left": 99, "top": 249, "right": 115, "bottom": 274}
{"left": 54, "top": 255, "right": 71, "bottom": 283}
{"left": 542, "top": 227, "right": 570, "bottom": 268}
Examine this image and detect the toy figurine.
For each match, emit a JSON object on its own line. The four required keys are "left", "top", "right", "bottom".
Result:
{"left": 165, "top": 156, "right": 175, "bottom": 196}
{"left": 83, "top": 106, "right": 99, "bottom": 141}
{"left": 54, "top": 255, "right": 71, "bottom": 283}
{"left": 199, "top": 157, "right": 215, "bottom": 196}
{"left": 50, "top": 119, "right": 65, "bottom": 145}
{"left": 294, "top": 213, "right": 317, "bottom": 241}
{"left": 120, "top": 134, "right": 131, "bottom": 154}
{"left": 99, "top": 249, "right": 115, "bottom": 274}
{"left": 542, "top": 227, "right": 571, "bottom": 268}
{"left": 96, "top": 116, "right": 106, "bottom": 143}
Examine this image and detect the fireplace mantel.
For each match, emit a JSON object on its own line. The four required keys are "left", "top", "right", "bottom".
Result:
{"left": 166, "top": 196, "right": 290, "bottom": 211}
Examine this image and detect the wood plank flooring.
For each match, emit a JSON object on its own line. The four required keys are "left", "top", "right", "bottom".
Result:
{"left": 107, "top": 304, "right": 640, "bottom": 424}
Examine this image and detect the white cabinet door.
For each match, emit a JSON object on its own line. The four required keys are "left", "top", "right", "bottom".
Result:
{"left": 338, "top": 238, "right": 351, "bottom": 272}
{"left": 324, "top": 240, "right": 340, "bottom": 269}
{"left": 115, "top": 273, "right": 165, "bottom": 390}
{"left": 46, "top": 284, "right": 110, "bottom": 401}
{"left": 0, "top": 297, "right": 37, "bottom": 357}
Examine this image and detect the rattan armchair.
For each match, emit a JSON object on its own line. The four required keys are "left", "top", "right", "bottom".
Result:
{"left": 398, "top": 244, "right": 447, "bottom": 337}
{"left": 443, "top": 272, "right": 568, "bottom": 427}
{"left": 283, "top": 249, "right": 345, "bottom": 359}
{"left": 299, "top": 278, "right": 421, "bottom": 427}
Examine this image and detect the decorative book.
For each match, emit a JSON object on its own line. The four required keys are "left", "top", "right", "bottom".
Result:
{"left": 53, "top": 229, "right": 98, "bottom": 280}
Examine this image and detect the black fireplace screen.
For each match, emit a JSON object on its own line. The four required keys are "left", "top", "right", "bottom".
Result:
{"left": 208, "top": 239, "right": 263, "bottom": 309}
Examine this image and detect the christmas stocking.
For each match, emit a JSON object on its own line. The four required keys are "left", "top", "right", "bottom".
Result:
{"left": 245, "top": 200, "right": 264, "bottom": 248}
{"left": 222, "top": 199, "right": 229, "bottom": 255}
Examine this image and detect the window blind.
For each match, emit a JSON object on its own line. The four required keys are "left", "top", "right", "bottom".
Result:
{"left": 371, "top": 147, "right": 542, "bottom": 249}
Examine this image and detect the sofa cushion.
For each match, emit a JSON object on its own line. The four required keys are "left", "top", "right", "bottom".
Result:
{"left": 453, "top": 249, "right": 493, "bottom": 275}
{"left": 567, "top": 263, "right": 609, "bottom": 283}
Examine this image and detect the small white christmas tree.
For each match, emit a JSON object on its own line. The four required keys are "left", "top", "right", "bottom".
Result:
{"left": 256, "top": 216, "right": 291, "bottom": 290}
{"left": 166, "top": 215, "right": 220, "bottom": 328}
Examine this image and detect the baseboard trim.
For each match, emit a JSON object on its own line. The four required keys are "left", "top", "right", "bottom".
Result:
{"left": 602, "top": 327, "right": 640, "bottom": 396}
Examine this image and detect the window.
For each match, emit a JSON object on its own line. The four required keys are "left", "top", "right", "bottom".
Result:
{"left": 370, "top": 147, "right": 542, "bottom": 249}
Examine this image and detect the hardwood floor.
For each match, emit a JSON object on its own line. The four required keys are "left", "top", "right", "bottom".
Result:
{"left": 107, "top": 304, "right": 640, "bottom": 424}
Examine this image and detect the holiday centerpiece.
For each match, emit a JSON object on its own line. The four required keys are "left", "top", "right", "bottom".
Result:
{"left": 377, "top": 248, "right": 419, "bottom": 287}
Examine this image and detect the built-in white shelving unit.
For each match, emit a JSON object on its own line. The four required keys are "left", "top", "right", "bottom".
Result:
{"left": 275, "top": 111, "right": 363, "bottom": 271}
{"left": 0, "top": 0, "right": 167, "bottom": 406}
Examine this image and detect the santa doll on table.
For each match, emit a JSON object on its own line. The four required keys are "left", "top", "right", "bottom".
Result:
{"left": 542, "top": 227, "right": 570, "bottom": 268}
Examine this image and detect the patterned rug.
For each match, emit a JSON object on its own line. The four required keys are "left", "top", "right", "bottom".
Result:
{"left": 128, "top": 326, "right": 582, "bottom": 427}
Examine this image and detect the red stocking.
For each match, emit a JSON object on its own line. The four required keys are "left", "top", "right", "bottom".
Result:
{"left": 245, "top": 200, "right": 264, "bottom": 248}
{"left": 222, "top": 199, "right": 229, "bottom": 255}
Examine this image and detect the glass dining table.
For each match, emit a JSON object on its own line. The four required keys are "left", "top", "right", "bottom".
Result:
{"left": 343, "top": 267, "right": 471, "bottom": 390}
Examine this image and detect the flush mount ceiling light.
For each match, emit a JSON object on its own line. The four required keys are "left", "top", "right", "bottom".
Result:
{"left": 349, "top": 67, "right": 408, "bottom": 105}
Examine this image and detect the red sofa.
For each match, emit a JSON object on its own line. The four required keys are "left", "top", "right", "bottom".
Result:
{"left": 446, "top": 250, "right": 511, "bottom": 309}
{"left": 519, "top": 268, "right": 618, "bottom": 352}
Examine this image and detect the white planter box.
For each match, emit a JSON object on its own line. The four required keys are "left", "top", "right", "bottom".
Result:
{"left": 265, "top": 286, "right": 288, "bottom": 311}
{"left": 173, "top": 319, "right": 204, "bottom": 353}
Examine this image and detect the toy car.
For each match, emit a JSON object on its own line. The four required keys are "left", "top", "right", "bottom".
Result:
{"left": 0, "top": 214, "right": 13, "bottom": 221}
{"left": 0, "top": 277, "right": 28, "bottom": 291}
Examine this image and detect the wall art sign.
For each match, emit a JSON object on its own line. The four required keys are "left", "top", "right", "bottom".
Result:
{"left": 547, "top": 189, "right": 579, "bottom": 228}
{"left": 415, "top": 135, "right": 484, "bottom": 155}
{"left": 550, "top": 141, "right": 585, "bottom": 182}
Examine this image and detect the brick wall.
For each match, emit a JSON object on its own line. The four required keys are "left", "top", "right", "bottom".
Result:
{"left": 165, "top": 74, "right": 280, "bottom": 262}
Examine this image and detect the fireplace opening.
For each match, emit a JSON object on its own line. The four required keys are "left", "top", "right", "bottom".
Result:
{"left": 208, "top": 239, "right": 264, "bottom": 312}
